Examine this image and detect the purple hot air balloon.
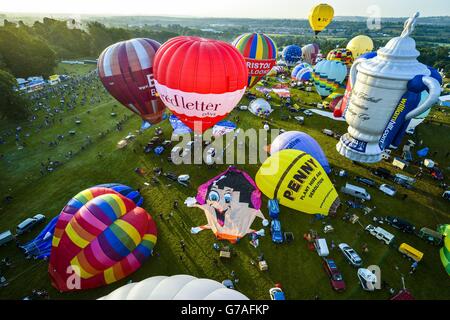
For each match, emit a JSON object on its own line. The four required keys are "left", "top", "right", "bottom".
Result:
{"left": 270, "top": 131, "right": 331, "bottom": 173}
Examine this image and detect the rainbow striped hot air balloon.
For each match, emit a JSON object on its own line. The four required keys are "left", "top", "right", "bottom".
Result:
{"left": 312, "top": 59, "right": 347, "bottom": 98}
{"left": 49, "top": 186, "right": 157, "bottom": 292}
{"left": 233, "top": 33, "right": 278, "bottom": 88}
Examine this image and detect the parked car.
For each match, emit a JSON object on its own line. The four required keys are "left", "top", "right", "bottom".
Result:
{"left": 358, "top": 268, "right": 377, "bottom": 291}
{"left": 385, "top": 216, "right": 415, "bottom": 233}
{"left": 379, "top": 184, "right": 397, "bottom": 196}
{"left": 315, "top": 238, "right": 329, "bottom": 257}
{"left": 398, "top": 243, "right": 423, "bottom": 262}
{"left": 222, "top": 279, "right": 234, "bottom": 289}
{"left": 294, "top": 116, "right": 304, "bottom": 124}
{"left": 338, "top": 243, "right": 362, "bottom": 267}
{"left": 417, "top": 227, "right": 443, "bottom": 246}
{"left": 268, "top": 199, "right": 280, "bottom": 219}
{"left": 323, "top": 258, "right": 346, "bottom": 292}
{"left": 341, "top": 183, "right": 371, "bottom": 201}
{"left": 394, "top": 174, "right": 415, "bottom": 189}
{"left": 322, "top": 129, "right": 334, "bottom": 137}
{"left": 0, "top": 230, "right": 13, "bottom": 246}
{"left": 303, "top": 109, "right": 313, "bottom": 116}
{"left": 354, "top": 176, "right": 376, "bottom": 188}
{"left": 269, "top": 287, "right": 286, "bottom": 300}
{"left": 16, "top": 214, "right": 46, "bottom": 235}
{"left": 431, "top": 167, "right": 444, "bottom": 180}
{"left": 371, "top": 167, "right": 392, "bottom": 180}
{"left": 365, "top": 224, "right": 395, "bottom": 245}
{"left": 270, "top": 219, "right": 283, "bottom": 244}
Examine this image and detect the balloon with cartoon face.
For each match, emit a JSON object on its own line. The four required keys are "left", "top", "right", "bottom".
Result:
{"left": 191, "top": 167, "right": 266, "bottom": 243}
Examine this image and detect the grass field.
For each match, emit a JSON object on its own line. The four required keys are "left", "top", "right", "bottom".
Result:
{"left": 0, "top": 63, "right": 449, "bottom": 300}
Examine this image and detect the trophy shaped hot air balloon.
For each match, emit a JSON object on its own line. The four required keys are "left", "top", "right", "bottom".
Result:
{"left": 153, "top": 36, "right": 248, "bottom": 133}
{"left": 98, "top": 38, "right": 166, "bottom": 126}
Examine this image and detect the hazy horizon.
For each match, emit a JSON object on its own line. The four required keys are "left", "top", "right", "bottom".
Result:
{"left": 1, "top": 0, "right": 449, "bottom": 19}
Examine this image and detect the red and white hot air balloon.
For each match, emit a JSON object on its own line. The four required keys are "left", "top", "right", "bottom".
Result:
{"left": 98, "top": 38, "right": 166, "bottom": 124}
{"left": 153, "top": 36, "right": 248, "bottom": 133}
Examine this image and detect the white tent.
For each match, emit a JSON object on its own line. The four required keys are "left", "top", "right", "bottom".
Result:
{"left": 98, "top": 275, "right": 249, "bottom": 300}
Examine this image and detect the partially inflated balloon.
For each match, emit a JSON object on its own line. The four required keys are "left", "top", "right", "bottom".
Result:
{"left": 233, "top": 33, "right": 278, "bottom": 88}
{"left": 346, "top": 35, "right": 374, "bottom": 58}
{"left": 282, "top": 45, "right": 302, "bottom": 66}
{"left": 308, "top": 4, "right": 334, "bottom": 35}
{"left": 153, "top": 36, "right": 248, "bottom": 133}
{"left": 302, "top": 43, "right": 320, "bottom": 65}
{"left": 98, "top": 38, "right": 166, "bottom": 124}
{"left": 49, "top": 186, "right": 157, "bottom": 291}
{"left": 291, "top": 63, "right": 312, "bottom": 82}
{"left": 270, "top": 131, "right": 331, "bottom": 173}
{"left": 312, "top": 59, "right": 347, "bottom": 98}
{"left": 256, "top": 150, "right": 340, "bottom": 215}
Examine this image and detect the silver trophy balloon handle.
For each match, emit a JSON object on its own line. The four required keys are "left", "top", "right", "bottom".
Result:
{"left": 405, "top": 76, "right": 441, "bottom": 120}
{"left": 401, "top": 12, "right": 420, "bottom": 38}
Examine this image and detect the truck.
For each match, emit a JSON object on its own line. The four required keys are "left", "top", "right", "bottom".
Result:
{"left": 340, "top": 183, "right": 371, "bottom": 201}
{"left": 0, "top": 230, "right": 13, "bottom": 246}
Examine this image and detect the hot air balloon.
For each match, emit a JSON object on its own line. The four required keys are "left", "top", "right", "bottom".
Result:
{"left": 346, "top": 35, "right": 374, "bottom": 58}
{"left": 99, "top": 275, "right": 249, "bottom": 300}
{"left": 282, "top": 45, "right": 302, "bottom": 67}
{"left": 326, "top": 48, "right": 354, "bottom": 70}
{"left": 270, "top": 131, "right": 331, "bottom": 173}
{"left": 256, "top": 150, "right": 340, "bottom": 215}
{"left": 302, "top": 43, "right": 320, "bottom": 65}
{"left": 333, "top": 52, "right": 377, "bottom": 118}
{"left": 308, "top": 3, "right": 334, "bottom": 35}
{"left": 233, "top": 33, "right": 278, "bottom": 89}
{"left": 49, "top": 186, "right": 157, "bottom": 292}
{"left": 439, "top": 224, "right": 450, "bottom": 276}
{"left": 98, "top": 38, "right": 166, "bottom": 125}
{"left": 153, "top": 36, "right": 248, "bottom": 133}
{"left": 248, "top": 98, "right": 273, "bottom": 117}
{"left": 312, "top": 59, "right": 347, "bottom": 98}
{"left": 291, "top": 63, "right": 312, "bottom": 82}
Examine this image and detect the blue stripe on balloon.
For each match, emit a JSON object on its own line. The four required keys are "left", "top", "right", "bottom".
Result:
{"left": 101, "top": 228, "right": 130, "bottom": 259}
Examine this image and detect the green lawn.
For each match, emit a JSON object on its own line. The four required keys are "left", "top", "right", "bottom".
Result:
{"left": 0, "top": 64, "right": 449, "bottom": 300}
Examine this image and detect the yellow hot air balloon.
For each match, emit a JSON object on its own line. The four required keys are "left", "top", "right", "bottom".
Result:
{"left": 346, "top": 35, "right": 374, "bottom": 58}
{"left": 256, "top": 150, "right": 340, "bottom": 215}
{"left": 308, "top": 3, "right": 334, "bottom": 35}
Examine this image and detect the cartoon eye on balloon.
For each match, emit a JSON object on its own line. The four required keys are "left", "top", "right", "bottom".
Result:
{"left": 153, "top": 36, "right": 248, "bottom": 133}
{"left": 98, "top": 38, "right": 166, "bottom": 126}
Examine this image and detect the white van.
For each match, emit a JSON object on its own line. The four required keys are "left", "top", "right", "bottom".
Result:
{"left": 392, "top": 157, "right": 407, "bottom": 170}
{"left": 314, "top": 238, "right": 329, "bottom": 257}
{"left": 365, "top": 224, "right": 395, "bottom": 245}
{"left": 340, "top": 183, "right": 371, "bottom": 201}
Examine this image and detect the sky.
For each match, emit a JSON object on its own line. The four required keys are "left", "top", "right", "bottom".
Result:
{"left": 0, "top": 0, "right": 449, "bottom": 18}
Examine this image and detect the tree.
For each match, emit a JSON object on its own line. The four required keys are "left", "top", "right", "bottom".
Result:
{"left": 0, "top": 69, "right": 30, "bottom": 120}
